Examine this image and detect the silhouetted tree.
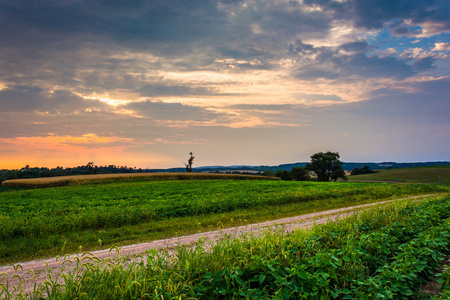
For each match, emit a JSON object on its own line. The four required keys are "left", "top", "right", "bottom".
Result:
{"left": 184, "top": 152, "right": 195, "bottom": 172}
{"left": 306, "top": 151, "right": 347, "bottom": 181}
{"left": 85, "top": 162, "right": 95, "bottom": 174}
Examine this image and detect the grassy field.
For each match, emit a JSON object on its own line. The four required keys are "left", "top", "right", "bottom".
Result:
{"left": 0, "top": 186, "right": 21, "bottom": 193}
{"left": 3, "top": 195, "right": 450, "bottom": 299}
{"left": 0, "top": 172, "right": 273, "bottom": 188}
{"left": 0, "top": 179, "right": 448, "bottom": 265}
{"left": 348, "top": 164, "right": 450, "bottom": 184}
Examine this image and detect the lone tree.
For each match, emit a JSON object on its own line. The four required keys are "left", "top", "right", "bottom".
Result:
{"left": 306, "top": 151, "right": 347, "bottom": 181}
{"left": 184, "top": 152, "right": 195, "bottom": 172}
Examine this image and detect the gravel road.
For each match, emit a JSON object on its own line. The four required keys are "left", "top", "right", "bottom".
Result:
{"left": 0, "top": 194, "right": 441, "bottom": 297}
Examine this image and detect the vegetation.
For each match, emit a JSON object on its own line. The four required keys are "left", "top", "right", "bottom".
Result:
{"left": 0, "top": 164, "right": 139, "bottom": 184}
{"left": 290, "top": 166, "right": 311, "bottom": 181}
{"left": 1, "top": 172, "right": 272, "bottom": 189}
{"left": 306, "top": 151, "right": 347, "bottom": 181}
{"left": 1, "top": 180, "right": 447, "bottom": 265}
{"left": 348, "top": 165, "right": 450, "bottom": 184}
{"left": 350, "top": 165, "right": 376, "bottom": 175}
{"left": 3, "top": 196, "right": 450, "bottom": 299}
{"left": 274, "top": 169, "right": 292, "bottom": 181}
{"left": 273, "top": 167, "right": 310, "bottom": 181}
{"left": 435, "top": 265, "right": 450, "bottom": 298}
{"left": 184, "top": 152, "right": 195, "bottom": 172}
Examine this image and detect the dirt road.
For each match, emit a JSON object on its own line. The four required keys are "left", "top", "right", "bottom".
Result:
{"left": 0, "top": 194, "right": 441, "bottom": 296}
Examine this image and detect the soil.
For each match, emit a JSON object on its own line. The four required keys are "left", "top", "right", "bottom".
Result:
{"left": 0, "top": 194, "right": 441, "bottom": 297}
{"left": 419, "top": 254, "right": 450, "bottom": 296}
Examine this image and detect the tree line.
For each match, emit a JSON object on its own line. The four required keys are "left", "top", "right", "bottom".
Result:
{"left": 265, "top": 151, "right": 348, "bottom": 182}
{"left": 0, "top": 163, "right": 143, "bottom": 184}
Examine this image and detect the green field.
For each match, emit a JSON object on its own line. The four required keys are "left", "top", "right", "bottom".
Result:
{"left": 0, "top": 172, "right": 273, "bottom": 188}
{"left": 4, "top": 195, "right": 450, "bottom": 299}
{"left": 0, "top": 179, "right": 448, "bottom": 265}
{"left": 348, "top": 165, "right": 450, "bottom": 184}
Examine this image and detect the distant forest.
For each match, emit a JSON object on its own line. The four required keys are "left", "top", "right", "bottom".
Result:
{"left": 0, "top": 164, "right": 142, "bottom": 184}
{"left": 1, "top": 161, "right": 449, "bottom": 184}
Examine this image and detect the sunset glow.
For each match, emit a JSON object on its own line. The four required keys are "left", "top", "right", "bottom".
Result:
{"left": 0, "top": 0, "right": 449, "bottom": 169}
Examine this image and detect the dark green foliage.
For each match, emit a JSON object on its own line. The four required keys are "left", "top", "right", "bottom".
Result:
{"left": 275, "top": 169, "right": 295, "bottom": 181}
{"left": 351, "top": 165, "right": 376, "bottom": 175}
{"left": 280, "top": 170, "right": 292, "bottom": 181}
{"left": 274, "top": 169, "right": 284, "bottom": 178}
{"left": 262, "top": 170, "right": 275, "bottom": 177}
{"left": 10, "top": 197, "right": 450, "bottom": 299}
{"left": 290, "top": 166, "right": 310, "bottom": 181}
{"left": 306, "top": 151, "right": 347, "bottom": 181}
{"left": 1, "top": 180, "right": 446, "bottom": 264}
{"left": 0, "top": 164, "right": 138, "bottom": 184}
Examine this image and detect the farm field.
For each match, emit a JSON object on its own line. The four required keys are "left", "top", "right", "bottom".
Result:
{"left": 0, "top": 179, "right": 448, "bottom": 265}
{"left": 348, "top": 164, "right": 450, "bottom": 184}
{"left": 2, "top": 195, "right": 450, "bottom": 299}
{"left": 0, "top": 172, "right": 272, "bottom": 188}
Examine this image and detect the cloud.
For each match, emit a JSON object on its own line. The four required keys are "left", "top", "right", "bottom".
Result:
{"left": 0, "top": 87, "right": 108, "bottom": 113}
{"left": 124, "top": 100, "right": 221, "bottom": 121}
{"left": 303, "top": 0, "right": 450, "bottom": 36}
{"left": 138, "top": 85, "right": 216, "bottom": 97}
{"left": 292, "top": 41, "right": 415, "bottom": 80}
{"left": 0, "top": 0, "right": 449, "bottom": 167}
{"left": 386, "top": 20, "right": 423, "bottom": 37}
{"left": 433, "top": 42, "right": 450, "bottom": 52}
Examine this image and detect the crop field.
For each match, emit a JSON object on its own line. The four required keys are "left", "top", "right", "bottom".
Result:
{"left": 348, "top": 165, "right": 450, "bottom": 184}
{"left": 0, "top": 172, "right": 272, "bottom": 188}
{"left": 3, "top": 195, "right": 450, "bottom": 299}
{"left": 0, "top": 179, "right": 448, "bottom": 265}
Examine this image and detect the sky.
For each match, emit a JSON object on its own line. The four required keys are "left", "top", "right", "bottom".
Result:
{"left": 0, "top": 0, "right": 449, "bottom": 169}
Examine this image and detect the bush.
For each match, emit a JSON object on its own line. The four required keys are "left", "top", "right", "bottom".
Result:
{"left": 262, "top": 170, "right": 275, "bottom": 177}
{"left": 290, "top": 166, "right": 310, "bottom": 181}
{"left": 274, "top": 170, "right": 291, "bottom": 181}
{"left": 351, "top": 165, "right": 376, "bottom": 175}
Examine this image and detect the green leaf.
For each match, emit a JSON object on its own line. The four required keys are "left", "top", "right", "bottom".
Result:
{"left": 259, "top": 274, "right": 266, "bottom": 285}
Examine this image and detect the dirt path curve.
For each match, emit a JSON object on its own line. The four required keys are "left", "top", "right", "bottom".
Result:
{"left": 0, "top": 194, "right": 442, "bottom": 296}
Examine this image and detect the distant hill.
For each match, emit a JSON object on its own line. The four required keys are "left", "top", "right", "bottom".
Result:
{"left": 149, "top": 161, "right": 450, "bottom": 173}
{"left": 2, "top": 161, "right": 449, "bottom": 184}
